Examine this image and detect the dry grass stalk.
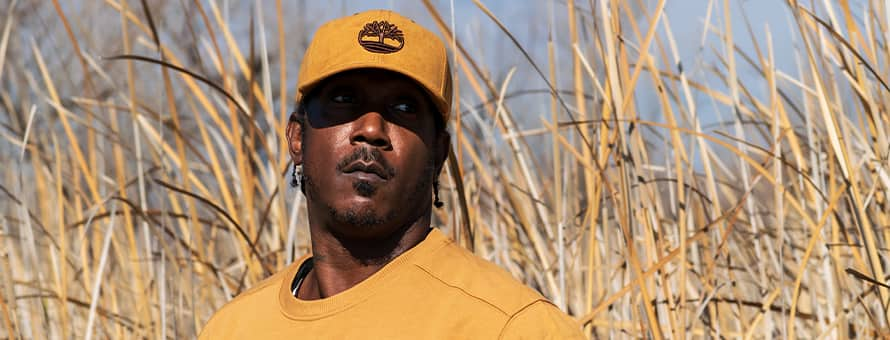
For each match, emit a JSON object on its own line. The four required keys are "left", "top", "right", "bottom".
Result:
{"left": 0, "top": 0, "right": 888, "bottom": 338}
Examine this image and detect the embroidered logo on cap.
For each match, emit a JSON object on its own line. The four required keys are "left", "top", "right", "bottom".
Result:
{"left": 358, "top": 21, "right": 404, "bottom": 54}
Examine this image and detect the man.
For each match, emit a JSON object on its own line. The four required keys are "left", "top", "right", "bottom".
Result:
{"left": 199, "top": 9, "right": 583, "bottom": 339}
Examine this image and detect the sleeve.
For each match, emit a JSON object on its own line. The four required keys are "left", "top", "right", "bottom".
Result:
{"left": 498, "top": 300, "right": 586, "bottom": 339}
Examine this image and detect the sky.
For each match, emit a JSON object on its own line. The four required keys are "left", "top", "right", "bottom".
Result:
{"left": 280, "top": 0, "right": 803, "bottom": 121}
{"left": 20, "top": 0, "right": 865, "bottom": 160}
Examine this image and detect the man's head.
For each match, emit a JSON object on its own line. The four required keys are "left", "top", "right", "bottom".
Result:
{"left": 286, "top": 10, "right": 452, "bottom": 240}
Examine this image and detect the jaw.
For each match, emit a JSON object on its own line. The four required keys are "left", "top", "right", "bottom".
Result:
{"left": 301, "top": 172, "right": 436, "bottom": 266}
{"left": 314, "top": 187, "right": 397, "bottom": 238}
{"left": 302, "top": 161, "right": 434, "bottom": 239}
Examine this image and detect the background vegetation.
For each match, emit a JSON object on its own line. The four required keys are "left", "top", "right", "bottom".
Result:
{"left": 1, "top": 0, "right": 888, "bottom": 338}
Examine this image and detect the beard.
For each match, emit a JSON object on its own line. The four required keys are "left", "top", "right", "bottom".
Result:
{"left": 301, "top": 153, "right": 436, "bottom": 232}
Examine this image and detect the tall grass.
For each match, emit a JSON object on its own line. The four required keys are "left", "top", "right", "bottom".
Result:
{"left": 1, "top": 0, "right": 888, "bottom": 338}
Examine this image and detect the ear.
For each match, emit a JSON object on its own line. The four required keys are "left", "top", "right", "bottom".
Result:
{"left": 286, "top": 114, "right": 304, "bottom": 167}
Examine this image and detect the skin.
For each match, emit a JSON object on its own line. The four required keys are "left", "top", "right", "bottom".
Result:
{"left": 286, "top": 68, "right": 449, "bottom": 300}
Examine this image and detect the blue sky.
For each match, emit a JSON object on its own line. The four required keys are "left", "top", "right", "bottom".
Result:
{"left": 207, "top": 0, "right": 831, "bottom": 163}
{"left": 286, "top": 0, "right": 801, "bottom": 115}
{"left": 41, "top": 0, "right": 854, "bottom": 152}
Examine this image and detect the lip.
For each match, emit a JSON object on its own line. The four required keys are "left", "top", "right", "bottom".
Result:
{"left": 341, "top": 161, "right": 389, "bottom": 181}
{"left": 344, "top": 171, "right": 386, "bottom": 183}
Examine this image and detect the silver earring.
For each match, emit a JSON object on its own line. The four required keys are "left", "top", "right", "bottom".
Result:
{"left": 291, "top": 164, "right": 302, "bottom": 188}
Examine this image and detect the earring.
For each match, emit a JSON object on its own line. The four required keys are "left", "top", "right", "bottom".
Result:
{"left": 433, "top": 180, "right": 444, "bottom": 208}
{"left": 291, "top": 164, "right": 301, "bottom": 188}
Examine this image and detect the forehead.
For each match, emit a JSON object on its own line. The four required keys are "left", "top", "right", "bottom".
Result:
{"left": 326, "top": 68, "right": 422, "bottom": 87}
{"left": 311, "top": 68, "right": 428, "bottom": 96}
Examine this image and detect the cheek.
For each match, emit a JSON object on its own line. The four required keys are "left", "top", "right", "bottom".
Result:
{"left": 392, "top": 132, "right": 435, "bottom": 172}
{"left": 302, "top": 129, "right": 349, "bottom": 174}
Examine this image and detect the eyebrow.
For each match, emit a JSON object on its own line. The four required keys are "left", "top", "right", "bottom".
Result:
{"left": 325, "top": 83, "right": 355, "bottom": 92}
{"left": 322, "top": 77, "right": 428, "bottom": 103}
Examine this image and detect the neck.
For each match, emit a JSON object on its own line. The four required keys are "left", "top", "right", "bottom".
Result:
{"left": 299, "top": 211, "right": 432, "bottom": 300}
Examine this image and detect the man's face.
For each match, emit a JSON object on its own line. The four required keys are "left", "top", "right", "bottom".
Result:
{"left": 290, "top": 69, "right": 447, "bottom": 239}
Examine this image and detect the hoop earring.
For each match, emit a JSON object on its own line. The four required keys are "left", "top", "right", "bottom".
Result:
{"left": 433, "top": 180, "right": 444, "bottom": 208}
{"left": 291, "top": 164, "right": 302, "bottom": 188}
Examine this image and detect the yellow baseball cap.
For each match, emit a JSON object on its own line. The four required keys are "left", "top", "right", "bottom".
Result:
{"left": 297, "top": 9, "right": 453, "bottom": 121}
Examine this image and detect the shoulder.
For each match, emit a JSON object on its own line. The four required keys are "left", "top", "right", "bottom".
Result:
{"left": 411, "top": 235, "right": 582, "bottom": 337}
{"left": 198, "top": 259, "right": 301, "bottom": 339}
{"left": 498, "top": 300, "right": 585, "bottom": 339}
{"left": 411, "top": 235, "right": 547, "bottom": 316}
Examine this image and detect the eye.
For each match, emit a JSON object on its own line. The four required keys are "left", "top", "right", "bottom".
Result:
{"left": 325, "top": 85, "right": 357, "bottom": 104}
{"left": 331, "top": 93, "right": 356, "bottom": 104}
{"left": 390, "top": 101, "right": 418, "bottom": 116}
{"left": 392, "top": 103, "right": 413, "bottom": 112}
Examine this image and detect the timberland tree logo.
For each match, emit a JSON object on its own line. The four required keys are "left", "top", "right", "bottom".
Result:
{"left": 357, "top": 20, "right": 404, "bottom": 54}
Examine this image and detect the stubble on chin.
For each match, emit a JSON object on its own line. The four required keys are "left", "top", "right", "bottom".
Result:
{"left": 301, "top": 160, "right": 435, "bottom": 233}
{"left": 302, "top": 172, "right": 389, "bottom": 230}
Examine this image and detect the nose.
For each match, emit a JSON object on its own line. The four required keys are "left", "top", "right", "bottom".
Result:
{"left": 349, "top": 111, "right": 392, "bottom": 149}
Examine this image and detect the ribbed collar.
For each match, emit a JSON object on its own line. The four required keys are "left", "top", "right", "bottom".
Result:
{"left": 278, "top": 228, "right": 448, "bottom": 320}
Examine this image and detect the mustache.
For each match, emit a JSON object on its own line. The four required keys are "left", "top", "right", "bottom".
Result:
{"left": 335, "top": 147, "right": 396, "bottom": 178}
